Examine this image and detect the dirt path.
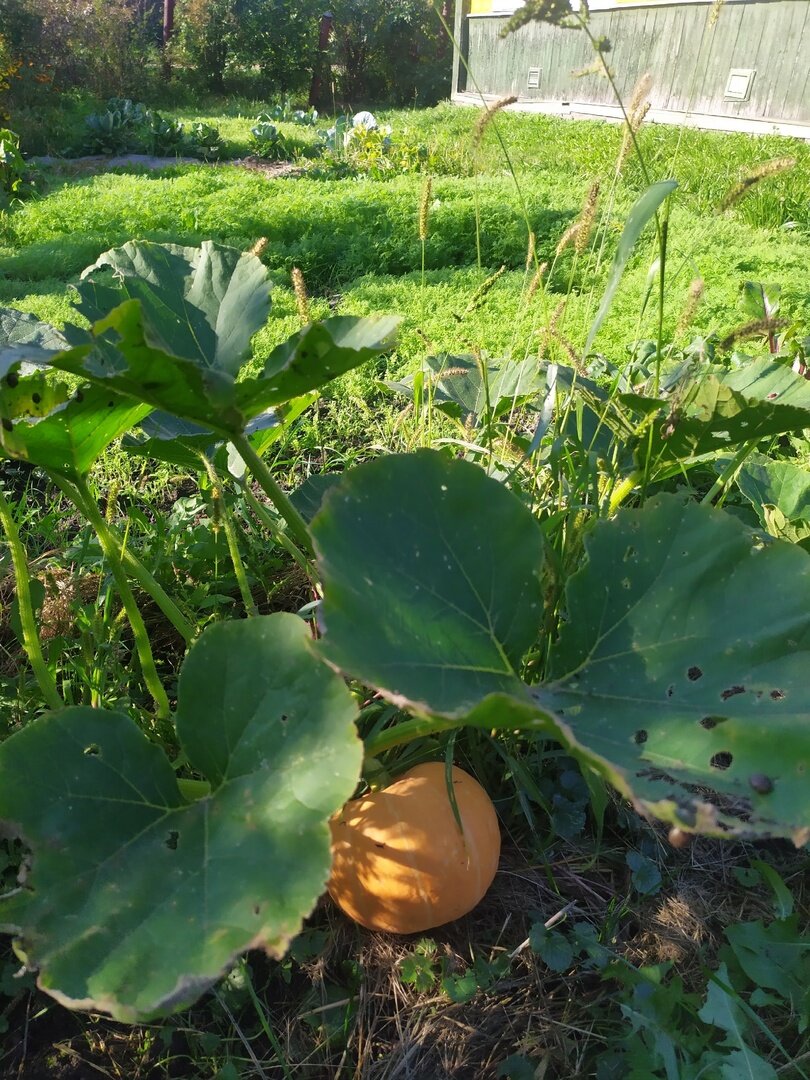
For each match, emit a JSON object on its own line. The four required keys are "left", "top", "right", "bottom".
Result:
{"left": 31, "top": 153, "right": 303, "bottom": 178}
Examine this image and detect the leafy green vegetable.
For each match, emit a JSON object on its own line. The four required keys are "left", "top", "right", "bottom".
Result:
{"left": 313, "top": 449, "right": 545, "bottom": 714}
{"left": 0, "top": 614, "right": 362, "bottom": 1022}
{"left": 314, "top": 453, "right": 810, "bottom": 842}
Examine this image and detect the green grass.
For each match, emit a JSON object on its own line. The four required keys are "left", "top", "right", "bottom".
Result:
{"left": 3, "top": 164, "right": 808, "bottom": 383}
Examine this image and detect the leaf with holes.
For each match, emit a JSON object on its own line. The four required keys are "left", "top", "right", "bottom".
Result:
{"left": 2, "top": 244, "right": 397, "bottom": 436}
{"left": 46, "top": 302, "right": 397, "bottom": 436}
{"left": 0, "top": 308, "right": 71, "bottom": 372}
{"left": 313, "top": 453, "right": 810, "bottom": 842}
{"left": 313, "top": 450, "right": 545, "bottom": 715}
{"left": 0, "top": 368, "right": 150, "bottom": 480}
{"left": 0, "top": 614, "right": 362, "bottom": 1022}
{"left": 540, "top": 494, "right": 810, "bottom": 843}
{"left": 620, "top": 357, "right": 810, "bottom": 472}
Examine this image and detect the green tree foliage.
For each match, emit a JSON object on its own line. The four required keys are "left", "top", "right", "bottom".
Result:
{"left": 328, "top": 0, "right": 453, "bottom": 106}
{"left": 0, "top": 0, "right": 159, "bottom": 98}
{"left": 172, "top": 0, "right": 325, "bottom": 94}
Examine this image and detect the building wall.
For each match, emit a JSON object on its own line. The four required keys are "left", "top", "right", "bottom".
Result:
{"left": 453, "top": 1, "right": 810, "bottom": 132}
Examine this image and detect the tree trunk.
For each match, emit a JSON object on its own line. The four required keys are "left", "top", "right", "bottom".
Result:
{"left": 309, "top": 12, "right": 334, "bottom": 108}
{"left": 162, "top": 0, "right": 175, "bottom": 79}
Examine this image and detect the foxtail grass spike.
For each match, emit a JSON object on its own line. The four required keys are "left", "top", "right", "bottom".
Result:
{"left": 501, "top": 0, "right": 578, "bottom": 36}
{"left": 525, "top": 231, "right": 536, "bottom": 271}
{"left": 292, "top": 267, "right": 311, "bottom": 325}
{"left": 575, "top": 181, "right": 600, "bottom": 255}
{"left": 474, "top": 96, "right": 518, "bottom": 149}
{"left": 718, "top": 318, "right": 787, "bottom": 352}
{"left": 419, "top": 177, "right": 433, "bottom": 242}
{"left": 709, "top": 0, "right": 726, "bottom": 25}
{"left": 677, "top": 278, "right": 705, "bottom": 338}
{"left": 718, "top": 157, "right": 796, "bottom": 212}
{"left": 618, "top": 74, "right": 652, "bottom": 171}
{"left": 462, "top": 265, "right": 506, "bottom": 316}
{"left": 528, "top": 261, "right": 548, "bottom": 300}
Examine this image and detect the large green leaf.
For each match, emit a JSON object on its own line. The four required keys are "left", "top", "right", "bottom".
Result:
{"left": 313, "top": 450, "right": 545, "bottom": 714}
{"left": 74, "top": 241, "right": 272, "bottom": 376}
{"left": 234, "top": 316, "right": 400, "bottom": 417}
{"left": 0, "top": 614, "right": 362, "bottom": 1021}
{"left": 387, "top": 353, "right": 545, "bottom": 425}
{"left": 313, "top": 454, "right": 810, "bottom": 842}
{"left": 45, "top": 302, "right": 397, "bottom": 436}
{"left": 0, "top": 308, "right": 70, "bottom": 368}
{"left": 540, "top": 495, "right": 810, "bottom": 842}
{"left": 0, "top": 367, "right": 150, "bottom": 479}
{"left": 641, "top": 358, "right": 810, "bottom": 465}
{"left": 1, "top": 244, "right": 397, "bottom": 435}
{"left": 734, "top": 456, "right": 810, "bottom": 521}
{"left": 726, "top": 454, "right": 810, "bottom": 545}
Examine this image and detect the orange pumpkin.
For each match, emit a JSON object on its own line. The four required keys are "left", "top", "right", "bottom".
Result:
{"left": 328, "top": 762, "right": 501, "bottom": 934}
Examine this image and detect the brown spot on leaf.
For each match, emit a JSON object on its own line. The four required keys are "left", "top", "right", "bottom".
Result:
{"left": 721, "top": 685, "right": 745, "bottom": 701}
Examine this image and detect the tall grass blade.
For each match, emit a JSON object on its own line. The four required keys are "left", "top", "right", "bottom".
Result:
{"left": 584, "top": 179, "right": 677, "bottom": 355}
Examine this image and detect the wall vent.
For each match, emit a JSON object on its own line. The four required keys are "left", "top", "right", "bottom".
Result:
{"left": 527, "top": 67, "right": 540, "bottom": 89}
{"left": 724, "top": 69, "right": 755, "bottom": 102}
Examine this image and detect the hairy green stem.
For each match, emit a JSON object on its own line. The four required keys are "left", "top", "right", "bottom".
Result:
{"left": 0, "top": 485, "right": 63, "bottom": 712}
{"left": 201, "top": 457, "right": 258, "bottom": 618}
{"left": 118, "top": 547, "right": 195, "bottom": 644}
{"left": 73, "top": 475, "right": 171, "bottom": 720}
{"left": 238, "top": 481, "right": 313, "bottom": 578}
{"left": 49, "top": 473, "right": 194, "bottom": 645}
{"left": 231, "top": 434, "right": 313, "bottom": 557}
{"left": 700, "top": 440, "right": 757, "bottom": 506}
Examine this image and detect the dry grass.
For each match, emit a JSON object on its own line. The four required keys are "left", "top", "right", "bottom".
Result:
{"left": 4, "top": 829, "right": 807, "bottom": 1080}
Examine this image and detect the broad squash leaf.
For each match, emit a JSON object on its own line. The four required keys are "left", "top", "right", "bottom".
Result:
{"left": 314, "top": 452, "right": 810, "bottom": 843}
{"left": 313, "top": 450, "right": 545, "bottom": 714}
{"left": 0, "top": 614, "right": 362, "bottom": 1021}
{"left": 2, "top": 243, "right": 398, "bottom": 436}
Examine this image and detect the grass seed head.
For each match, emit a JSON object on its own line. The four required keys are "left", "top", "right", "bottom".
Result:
{"left": 555, "top": 219, "right": 580, "bottom": 256}
{"left": 474, "top": 96, "right": 518, "bottom": 149}
{"left": 676, "top": 278, "right": 705, "bottom": 338}
{"left": 719, "top": 317, "right": 787, "bottom": 352}
{"left": 527, "top": 261, "right": 548, "bottom": 300}
{"left": 292, "top": 266, "right": 310, "bottom": 325}
{"left": 418, "top": 176, "right": 432, "bottom": 242}
{"left": 719, "top": 157, "right": 797, "bottom": 212}
{"left": 525, "top": 230, "right": 536, "bottom": 271}
{"left": 709, "top": 0, "right": 726, "bottom": 25}
{"left": 575, "top": 180, "right": 600, "bottom": 255}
